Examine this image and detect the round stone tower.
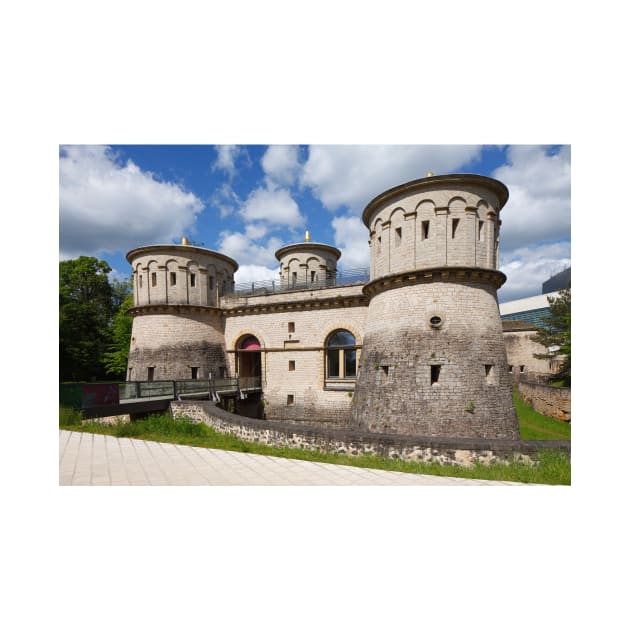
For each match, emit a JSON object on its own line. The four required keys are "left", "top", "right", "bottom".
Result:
{"left": 275, "top": 231, "right": 341, "bottom": 289}
{"left": 125, "top": 238, "right": 238, "bottom": 382}
{"left": 351, "top": 174, "right": 519, "bottom": 439}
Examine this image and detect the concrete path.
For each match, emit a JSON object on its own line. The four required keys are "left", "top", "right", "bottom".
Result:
{"left": 59, "top": 430, "right": 532, "bottom": 486}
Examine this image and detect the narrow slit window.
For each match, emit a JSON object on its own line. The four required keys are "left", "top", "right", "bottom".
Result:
{"left": 128, "top": 368, "right": 133, "bottom": 380}
{"left": 190, "top": 273, "right": 196, "bottom": 287}
{"left": 509, "top": 365, "right": 513, "bottom": 373}
{"left": 292, "top": 271, "right": 297, "bottom": 285}
{"left": 395, "top": 227, "right": 402, "bottom": 246}
{"left": 485, "top": 364, "right": 493, "bottom": 380}
{"left": 289, "top": 360, "right": 295, "bottom": 371}
{"left": 191, "top": 367, "right": 198, "bottom": 379}
{"left": 209, "top": 277, "right": 214, "bottom": 290}
{"left": 287, "top": 394, "right": 294, "bottom": 405}
{"left": 520, "top": 365, "right": 525, "bottom": 373}
{"left": 170, "top": 272, "right": 177, "bottom": 286}
{"left": 151, "top": 272, "right": 157, "bottom": 287}
{"left": 311, "top": 270, "right": 316, "bottom": 283}
{"left": 431, "top": 364, "right": 440, "bottom": 385}
{"left": 478, "top": 221, "right": 484, "bottom": 241}
{"left": 147, "top": 367, "right": 155, "bottom": 381}
{"left": 422, "top": 221, "right": 430, "bottom": 240}
{"left": 452, "top": 218, "right": 460, "bottom": 238}
{"left": 139, "top": 275, "right": 143, "bottom": 288}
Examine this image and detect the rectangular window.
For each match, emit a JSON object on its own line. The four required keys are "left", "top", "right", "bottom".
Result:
{"left": 311, "top": 270, "right": 316, "bottom": 283}
{"left": 170, "top": 272, "right": 177, "bottom": 286}
{"left": 190, "top": 273, "right": 196, "bottom": 287}
{"left": 288, "top": 322, "right": 295, "bottom": 333}
{"left": 395, "top": 226, "right": 402, "bottom": 246}
{"left": 422, "top": 221, "right": 430, "bottom": 240}
{"left": 327, "top": 350, "right": 340, "bottom": 378}
{"left": 287, "top": 394, "right": 294, "bottom": 405}
{"left": 478, "top": 221, "right": 484, "bottom": 241}
{"left": 452, "top": 218, "right": 459, "bottom": 238}
{"left": 292, "top": 271, "right": 297, "bottom": 285}
{"left": 191, "top": 367, "right": 198, "bottom": 379}
{"left": 147, "top": 367, "right": 155, "bottom": 381}
{"left": 520, "top": 365, "right": 525, "bottom": 373}
{"left": 289, "top": 360, "right": 295, "bottom": 371}
{"left": 484, "top": 365, "right": 493, "bottom": 382}
{"left": 345, "top": 350, "right": 357, "bottom": 378}
{"left": 509, "top": 365, "right": 513, "bottom": 373}
{"left": 430, "top": 364, "right": 440, "bottom": 385}
{"left": 209, "top": 277, "right": 214, "bottom": 290}
{"left": 128, "top": 368, "right": 133, "bottom": 380}
{"left": 151, "top": 272, "right": 157, "bottom": 287}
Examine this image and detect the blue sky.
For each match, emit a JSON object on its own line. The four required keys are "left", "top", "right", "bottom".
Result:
{"left": 59, "top": 144, "right": 570, "bottom": 302}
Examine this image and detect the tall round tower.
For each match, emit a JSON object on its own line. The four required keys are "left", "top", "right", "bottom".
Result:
{"left": 275, "top": 231, "right": 341, "bottom": 289}
{"left": 351, "top": 174, "right": 519, "bottom": 439}
{"left": 125, "top": 238, "right": 238, "bottom": 382}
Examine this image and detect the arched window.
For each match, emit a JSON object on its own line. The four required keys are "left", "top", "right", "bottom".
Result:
{"left": 326, "top": 330, "right": 356, "bottom": 381}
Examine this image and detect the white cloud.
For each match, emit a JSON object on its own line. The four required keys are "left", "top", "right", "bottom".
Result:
{"left": 217, "top": 229, "right": 283, "bottom": 268}
{"left": 210, "top": 182, "right": 241, "bottom": 218}
{"left": 261, "top": 145, "right": 300, "bottom": 186}
{"left": 234, "top": 264, "right": 279, "bottom": 286}
{"left": 332, "top": 215, "right": 370, "bottom": 269}
{"left": 212, "top": 145, "right": 248, "bottom": 178}
{"left": 494, "top": 145, "right": 571, "bottom": 252}
{"left": 245, "top": 223, "right": 268, "bottom": 240}
{"left": 300, "top": 145, "right": 482, "bottom": 213}
{"left": 59, "top": 145, "right": 203, "bottom": 258}
{"left": 240, "top": 185, "right": 305, "bottom": 227}
{"left": 498, "top": 241, "right": 571, "bottom": 302}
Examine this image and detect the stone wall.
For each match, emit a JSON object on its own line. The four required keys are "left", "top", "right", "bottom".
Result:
{"left": 503, "top": 328, "right": 554, "bottom": 378}
{"left": 352, "top": 280, "right": 518, "bottom": 439}
{"left": 224, "top": 303, "right": 367, "bottom": 425}
{"left": 171, "top": 400, "right": 570, "bottom": 467}
{"left": 517, "top": 380, "right": 571, "bottom": 422}
{"left": 127, "top": 308, "right": 228, "bottom": 381}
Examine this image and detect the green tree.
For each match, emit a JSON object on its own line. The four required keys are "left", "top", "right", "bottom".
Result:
{"left": 103, "top": 287, "right": 134, "bottom": 379}
{"left": 59, "top": 256, "right": 114, "bottom": 381}
{"left": 532, "top": 286, "right": 571, "bottom": 385}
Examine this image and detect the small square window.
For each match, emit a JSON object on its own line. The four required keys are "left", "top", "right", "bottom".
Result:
{"left": 288, "top": 322, "right": 295, "bottom": 333}
{"left": 289, "top": 360, "right": 295, "bottom": 371}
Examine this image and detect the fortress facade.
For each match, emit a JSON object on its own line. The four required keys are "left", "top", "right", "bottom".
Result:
{"left": 126, "top": 173, "right": 519, "bottom": 440}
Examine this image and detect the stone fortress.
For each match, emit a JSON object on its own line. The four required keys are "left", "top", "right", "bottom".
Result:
{"left": 126, "top": 173, "right": 522, "bottom": 440}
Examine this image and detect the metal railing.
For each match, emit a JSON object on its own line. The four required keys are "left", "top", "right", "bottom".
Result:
{"left": 226, "top": 267, "right": 370, "bottom": 297}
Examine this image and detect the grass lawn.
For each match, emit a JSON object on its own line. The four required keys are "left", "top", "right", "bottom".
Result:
{"left": 513, "top": 389, "right": 571, "bottom": 441}
{"left": 60, "top": 399, "right": 570, "bottom": 485}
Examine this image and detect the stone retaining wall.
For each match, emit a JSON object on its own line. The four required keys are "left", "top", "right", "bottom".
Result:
{"left": 170, "top": 401, "right": 570, "bottom": 468}
{"left": 517, "top": 381, "right": 571, "bottom": 422}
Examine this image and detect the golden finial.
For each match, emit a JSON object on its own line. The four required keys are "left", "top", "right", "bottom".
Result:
{"left": 426, "top": 171, "right": 434, "bottom": 177}
{"left": 181, "top": 236, "right": 189, "bottom": 245}
{"left": 305, "top": 230, "right": 311, "bottom": 242}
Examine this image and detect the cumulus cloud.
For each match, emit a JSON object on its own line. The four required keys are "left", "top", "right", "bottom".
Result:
{"left": 300, "top": 145, "right": 482, "bottom": 213}
{"left": 240, "top": 185, "right": 305, "bottom": 227}
{"left": 59, "top": 145, "right": 203, "bottom": 258}
{"left": 261, "top": 145, "right": 300, "bottom": 186}
{"left": 498, "top": 241, "right": 571, "bottom": 302}
{"left": 210, "top": 181, "right": 241, "bottom": 218}
{"left": 234, "top": 264, "right": 279, "bottom": 286}
{"left": 212, "top": 145, "right": 249, "bottom": 179}
{"left": 217, "top": 229, "right": 283, "bottom": 268}
{"left": 332, "top": 215, "right": 370, "bottom": 269}
{"left": 494, "top": 145, "right": 571, "bottom": 252}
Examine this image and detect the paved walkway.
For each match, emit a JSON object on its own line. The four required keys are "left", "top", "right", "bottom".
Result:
{"left": 59, "top": 430, "right": 532, "bottom": 486}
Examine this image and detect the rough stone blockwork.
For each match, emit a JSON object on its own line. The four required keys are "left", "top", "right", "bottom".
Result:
{"left": 171, "top": 401, "right": 570, "bottom": 468}
{"left": 518, "top": 381, "right": 571, "bottom": 422}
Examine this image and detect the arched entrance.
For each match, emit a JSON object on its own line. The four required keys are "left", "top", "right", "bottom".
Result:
{"left": 237, "top": 335, "right": 262, "bottom": 385}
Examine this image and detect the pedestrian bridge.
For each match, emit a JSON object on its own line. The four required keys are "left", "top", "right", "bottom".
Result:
{"left": 60, "top": 377, "right": 262, "bottom": 419}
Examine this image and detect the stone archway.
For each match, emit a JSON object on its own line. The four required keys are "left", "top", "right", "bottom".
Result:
{"left": 236, "top": 335, "right": 262, "bottom": 384}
